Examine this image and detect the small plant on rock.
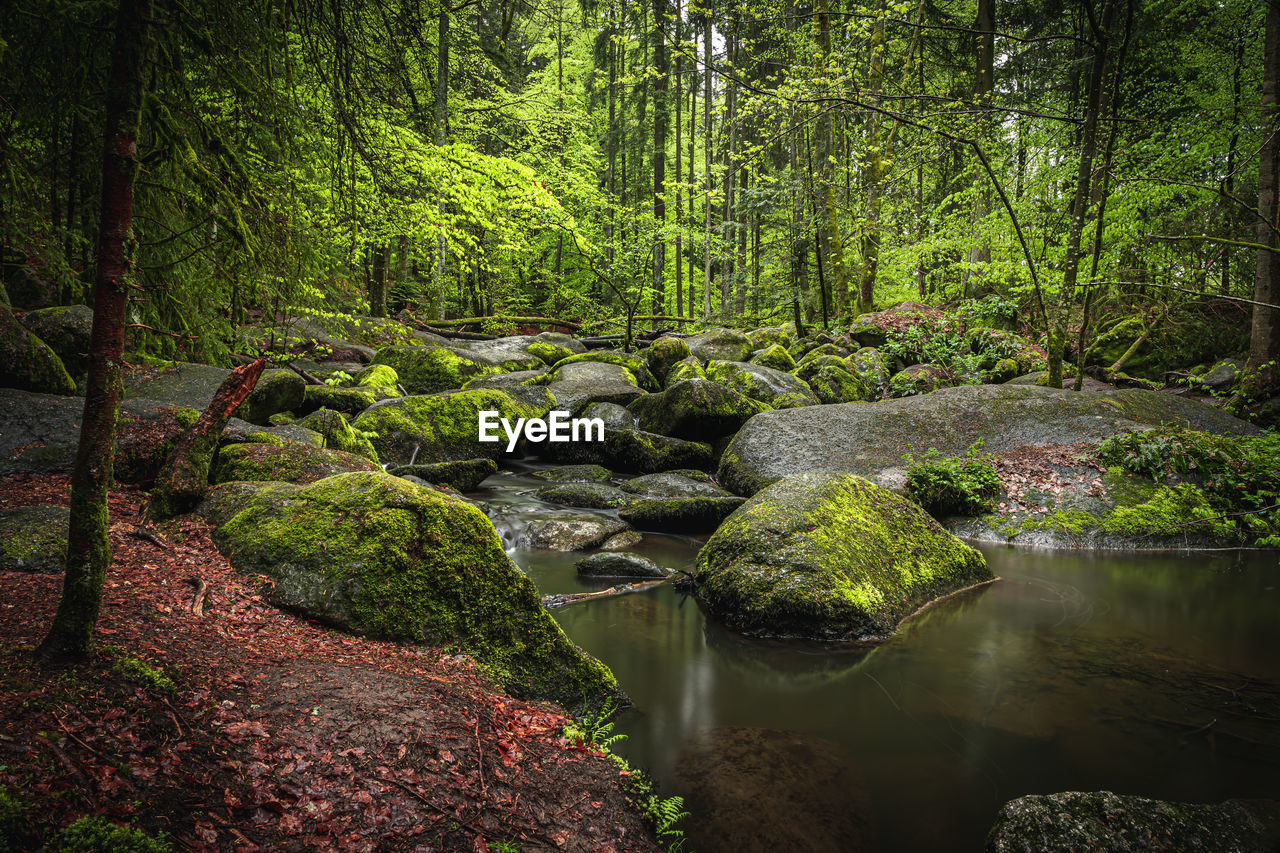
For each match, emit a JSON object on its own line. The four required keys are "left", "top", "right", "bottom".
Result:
{"left": 904, "top": 446, "right": 1002, "bottom": 517}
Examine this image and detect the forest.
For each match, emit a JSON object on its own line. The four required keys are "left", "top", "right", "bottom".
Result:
{"left": 1, "top": 0, "right": 1279, "bottom": 850}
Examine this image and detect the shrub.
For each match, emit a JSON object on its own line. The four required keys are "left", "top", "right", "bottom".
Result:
{"left": 904, "top": 449, "right": 1002, "bottom": 517}
{"left": 55, "top": 817, "right": 170, "bottom": 853}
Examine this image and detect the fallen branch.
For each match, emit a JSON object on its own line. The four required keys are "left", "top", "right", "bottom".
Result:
{"left": 130, "top": 524, "right": 171, "bottom": 551}
{"left": 418, "top": 325, "right": 498, "bottom": 341}
{"left": 541, "top": 579, "right": 667, "bottom": 609}
{"left": 430, "top": 315, "right": 583, "bottom": 331}
{"left": 285, "top": 361, "right": 324, "bottom": 385}
{"left": 189, "top": 577, "right": 210, "bottom": 616}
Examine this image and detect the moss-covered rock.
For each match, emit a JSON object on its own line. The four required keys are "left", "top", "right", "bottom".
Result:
{"left": 887, "top": 363, "right": 953, "bottom": 398}
{"left": 581, "top": 401, "right": 633, "bottom": 429}
{"left": 0, "top": 304, "right": 76, "bottom": 395}
{"left": 545, "top": 360, "right": 646, "bottom": 414}
{"left": 0, "top": 504, "right": 69, "bottom": 572}
{"left": 750, "top": 344, "right": 796, "bottom": 371}
{"left": 355, "top": 363, "right": 400, "bottom": 387}
{"left": 222, "top": 419, "right": 325, "bottom": 449}
{"left": 212, "top": 441, "right": 380, "bottom": 484}
{"left": 463, "top": 369, "right": 550, "bottom": 391}
{"left": 235, "top": 369, "right": 306, "bottom": 425}
{"left": 299, "top": 384, "right": 390, "bottom": 416}
{"left": 986, "top": 791, "right": 1280, "bottom": 853}
{"left": 620, "top": 472, "right": 731, "bottom": 498}
{"left": 846, "top": 347, "right": 890, "bottom": 394}
{"left": 646, "top": 336, "right": 692, "bottom": 384}
{"left": 603, "top": 428, "right": 714, "bottom": 473}
{"left": 619, "top": 496, "right": 746, "bottom": 532}
{"left": 795, "top": 357, "right": 870, "bottom": 404}
{"left": 695, "top": 471, "right": 991, "bottom": 640}
{"left": 123, "top": 362, "right": 231, "bottom": 409}
{"left": 114, "top": 404, "right": 201, "bottom": 486}
{"left": 548, "top": 351, "right": 657, "bottom": 390}
{"left": 746, "top": 325, "right": 793, "bottom": 351}
{"left": 706, "top": 360, "right": 818, "bottom": 408}
{"left": 523, "top": 512, "right": 630, "bottom": 551}
{"left": 373, "top": 344, "right": 525, "bottom": 394}
{"left": 535, "top": 482, "right": 633, "bottom": 509}
{"left": 388, "top": 458, "right": 498, "bottom": 491}
{"left": 576, "top": 552, "right": 668, "bottom": 579}
{"left": 686, "top": 328, "right": 753, "bottom": 364}
{"left": 529, "top": 464, "right": 614, "bottom": 483}
{"left": 353, "top": 388, "right": 553, "bottom": 466}
{"left": 628, "top": 378, "right": 769, "bottom": 440}
{"left": 213, "top": 471, "right": 620, "bottom": 712}
{"left": 298, "top": 408, "right": 379, "bottom": 462}
{"left": 663, "top": 355, "right": 706, "bottom": 386}
{"left": 19, "top": 304, "right": 93, "bottom": 376}
{"left": 526, "top": 341, "right": 575, "bottom": 366}
{"left": 795, "top": 343, "right": 850, "bottom": 367}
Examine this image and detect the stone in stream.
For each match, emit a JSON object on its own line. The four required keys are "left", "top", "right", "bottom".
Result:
{"left": 620, "top": 472, "right": 732, "bottom": 498}
{"left": 0, "top": 303, "right": 77, "bottom": 396}
{"left": 535, "top": 482, "right": 633, "bottom": 509}
{"left": 212, "top": 442, "right": 381, "bottom": 485}
{"left": 705, "top": 360, "right": 819, "bottom": 408}
{"left": 674, "top": 727, "right": 874, "bottom": 853}
{"left": 576, "top": 552, "right": 669, "bottom": 579}
{"left": 389, "top": 458, "right": 498, "bottom": 491}
{"left": 599, "top": 530, "right": 643, "bottom": 551}
{"left": 528, "top": 464, "right": 614, "bottom": 483}
{"left": 619, "top": 496, "right": 746, "bottom": 532}
{"left": 986, "top": 791, "right": 1280, "bottom": 853}
{"left": 695, "top": 471, "right": 992, "bottom": 641}
{"left": 523, "top": 512, "right": 630, "bottom": 551}
{"left": 212, "top": 471, "right": 621, "bottom": 714}
{"left": 627, "top": 378, "right": 769, "bottom": 441}
{"left": 603, "top": 428, "right": 714, "bottom": 474}
{"left": 0, "top": 504, "right": 70, "bottom": 573}
{"left": 719, "top": 384, "right": 1261, "bottom": 497}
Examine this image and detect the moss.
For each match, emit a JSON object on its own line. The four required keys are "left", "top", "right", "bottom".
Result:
{"left": 604, "top": 429, "right": 714, "bottom": 473}
{"left": 243, "top": 431, "right": 287, "bottom": 446}
{"left": 796, "top": 358, "right": 870, "bottom": 403}
{"left": 618, "top": 496, "right": 745, "bottom": 531}
{"left": 0, "top": 787, "right": 24, "bottom": 853}
{"left": 373, "top": 345, "right": 508, "bottom": 394}
{"left": 0, "top": 505, "right": 69, "bottom": 573}
{"left": 214, "top": 472, "right": 621, "bottom": 713}
{"left": 795, "top": 343, "right": 848, "bottom": 367}
{"left": 751, "top": 344, "right": 796, "bottom": 371}
{"left": 212, "top": 441, "right": 380, "bottom": 485}
{"left": 298, "top": 408, "right": 379, "bottom": 462}
{"left": 0, "top": 304, "right": 77, "bottom": 395}
{"left": 1100, "top": 483, "right": 1229, "bottom": 538}
{"left": 301, "top": 385, "right": 381, "bottom": 415}
{"left": 110, "top": 656, "right": 177, "bottom": 698}
{"left": 527, "top": 341, "right": 574, "bottom": 366}
{"left": 388, "top": 458, "right": 498, "bottom": 491}
{"left": 536, "top": 482, "right": 633, "bottom": 509}
{"left": 54, "top": 817, "right": 171, "bottom": 853}
{"left": 663, "top": 355, "right": 706, "bottom": 385}
{"left": 645, "top": 336, "right": 692, "bottom": 383}
{"left": 549, "top": 351, "right": 657, "bottom": 390}
{"left": 355, "top": 363, "right": 399, "bottom": 387}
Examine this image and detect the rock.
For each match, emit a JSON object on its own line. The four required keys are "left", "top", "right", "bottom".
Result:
{"left": 528, "top": 464, "right": 614, "bottom": 483}
{"left": 353, "top": 387, "right": 553, "bottom": 466}
{"left": 550, "top": 359, "right": 638, "bottom": 387}
{"left": 849, "top": 302, "right": 939, "bottom": 347}
{"left": 1196, "top": 358, "right": 1243, "bottom": 392}
{"left": 20, "top": 304, "right": 93, "bottom": 376}
{"left": 603, "top": 428, "right": 714, "bottom": 473}
{"left": 195, "top": 482, "right": 296, "bottom": 528}
{"left": 986, "top": 791, "right": 1280, "bottom": 853}
{"left": 373, "top": 344, "right": 539, "bottom": 394}
{"left": 695, "top": 471, "right": 992, "bottom": 640}
{"left": 0, "top": 504, "right": 69, "bottom": 572}
{"left": 750, "top": 344, "right": 796, "bottom": 371}
{"left": 123, "top": 361, "right": 232, "bottom": 409}
{"left": 523, "top": 513, "right": 630, "bottom": 551}
{"left": 233, "top": 369, "right": 306, "bottom": 425}
{"left": 600, "top": 530, "right": 643, "bottom": 550}
{"left": 546, "top": 359, "right": 646, "bottom": 414}
{"left": 795, "top": 356, "right": 870, "bottom": 404}
{"left": 664, "top": 355, "right": 707, "bottom": 385}
{"left": 355, "top": 363, "right": 399, "bottom": 387}
{"left": 576, "top": 552, "right": 668, "bottom": 579}
{"left": 581, "top": 401, "right": 633, "bottom": 429}
{"left": 719, "top": 384, "right": 1260, "bottom": 496}
{"left": 297, "top": 408, "right": 379, "bottom": 462}
{"left": 628, "top": 378, "right": 769, "bottom": 440}
{"left": 846, "top": 347, "right": 890, "bottom": 394}
{"left": 299, "top": 384, "right": 388, "bottom": 415}
{"left": 114, "top": 404, "right": 203, "bottom": 485}
{"left": 795, "top": 343, "right": 849, "bottom": 366}
{"left": 745, "top": 325, "right": 794, "bottom": 351}
{"left": 535, "top": 482, "right": 633, "bottom": 509}
{"left": 464, "top": 334, "right": 582, "bottom": 369}
{"left": 887, "top": 363, "right": 953, "bottom": 397}
{"left": 212, "top": 471, "right": 621, "bottom": 713}
{"left": 222, "top": 419, "right": 324, "bottom": 448}
{"left": 706, "top": 360, "right": 819, "bottom": 408}
{"left": 686, "top": 328, "right": 753, "bottom": 363}
{"left": 0, "top": 304, "right": 76, "bottom": 395}
{"left": 620, "top": 496, "right": 746, "bottom": 531}
{"left": 3, "top": 267, "right": 57, "bottom": 310}
{"left": 646, "top": 336, "right": 692, "bottom": 383}
{"left": 620, "top": 472, "right": 731, "bottom": 497}
{"left": 548, "top": 351, "right": 657, "bottom": 390}
{"left": 388, "top": 458, "right": 498, "bottom": 491}
{"left": 463, "top": 369, "right": 549, "bottom": 391}
{"left": 526, "top": 340, "right": 575, "bottom": 366}
{"left": 212, "top": 441, "right": 380, "bottom": 484}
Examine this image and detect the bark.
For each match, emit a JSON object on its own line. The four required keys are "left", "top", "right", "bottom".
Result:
{"left": 653, "top": 0, "right": 669, "bottom": 313}
{"left": 148, "top": 359, "right": 267, "bottom": 521}
{"left": 721, "top": 23, "right": 736, "bottom": 315}
{"left": 689, "top": 31, "right": 698, "bottom": 315}
{"left": 434, "top": 2, "right": 450, "bottom": 320}
{"left": 369, "top": 244, "right": 389, "bottom": 318}
{"left": 962, "top": 0, "right": 995, "bottom": 297}
{"left": 1222, "top": 38, "right": 1244, "bottom": 296}
{"left": 855, "top": 5, "right": 885, "bottom": 316}
{"left": 606, "top": 25, "right": 618, "bottom": 269}
{"left": 702, "top": 6, "right": 713, "bottom": 319}
{"left": 1250, "top": 0, "right": 1280, "bottom": 371}
{"left": 674, "top": 0, "right": 684, "bottom": 318}
{"left": 38, "top": 0, "right": 153, "bottom": 664}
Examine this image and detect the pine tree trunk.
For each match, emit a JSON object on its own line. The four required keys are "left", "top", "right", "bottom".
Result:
{"left": 38, "top": 0, "right": 153, "bottom": 664}
{"left": 434, "top": 3, "right": 450, "bottom": 320}
{"left": 1249, "top": 0, "right": 1280, "bottom": 372}
{"left": 702, "top": 7, "right": 713, "bottom": 319}
{"left": 674, "top": 2, "right": 683, "bottom": 318}
{"left": 653, "top": 0, "right": 668, "bottom": 315}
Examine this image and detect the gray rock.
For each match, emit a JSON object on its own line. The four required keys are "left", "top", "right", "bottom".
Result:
{"left": 603, "top": 428, "right": 714, "bottom": 473}
{"left": 20, "top": 304, "right": 93, "bottom": 375}
{"left": 576, "top": 551, "right": 668, "bottom": 578}
{"left": 986, "top": 791, "right": 1280, "bottom": 853}
{"left": 599, "top": 530, "right": 643, "bottom": 550}
{"left": 463, "top": 369, "right": 549, "bottom": 390}
{"left": 646, "top": 336, "right": 692, "bottom": 383}
{"left": 619, "top": 496, "right": 746, "bottom": 531}
{"left": 388, "top": 458, "right": 498, "bottom": 491}
{"left": 705, "top": 360, "right": 819, "bottom": 408}
{"left": 523, "top": 513, "right": 630, "bottom": 551}
{"left": 581, "top": 401, "right": 634, "bottom": 429}
{"left": 0, "top": 504, "right": 69, "bottom": 572}
{"left": 620, "top": 472, "right": 731, "bottom": 498}
{"left": 124, "top": 362, "right": 232, "bottom": 409}
{"left": 0, "top": 304, "right": 75, "bottom": 395}
{"left": 235, "top": 369, "right": 306, "bottom": 425}
{"left": 720, "top": 384, "right": 1260, "bottom": 497}
{"left": 535, "top": 482, "right": 633, "bottom": 509}
{"left": 222, "top": 419, "right": 325, "bottom": 448}
{"left": 627, "top": 378, "right": 769, "bottom": 441}
{"left": 528, "top": 464, "right": 615, "bottom": 483}
{"left": 686, "top": 328, "right": 753, "bottom": 363}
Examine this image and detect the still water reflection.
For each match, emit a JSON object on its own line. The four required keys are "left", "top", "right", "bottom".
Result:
{"left": 479, "top": 469, "right": 1280, "bottom": 852}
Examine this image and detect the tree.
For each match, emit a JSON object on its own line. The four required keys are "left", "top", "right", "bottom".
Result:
{"left": 1250, "top": 0, "right": 1280, "bottom": 374}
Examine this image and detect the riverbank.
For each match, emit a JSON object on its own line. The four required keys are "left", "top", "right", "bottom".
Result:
{"left": 0, "top": 473, "right": 661, "bottom": 853}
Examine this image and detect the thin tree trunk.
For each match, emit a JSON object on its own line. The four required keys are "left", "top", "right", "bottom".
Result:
{"left": 653, "top": 0, "right": 668, "bottom": 315}
{"left": 675, "top": 0, "right": 683, "bottom": 318}
{"left": 370, "top": 245, "right": 389, "bottom": 317}
{"left": 855, "top": 3, "right": 885, "bottom": 316}
{"left": 689, "top": 33, "right": 697, "bottom": 315}
{"left": 702, "top": 6, "right": 713, "bottom": 319}
{"left": 817, "top": 0, "right": 850, "bottom": 315}
{"left": 434, "top": 2, "right": 450, "bottom": 320}
{"left": 606, "top": 23, "right": 618, "bottom": 271}
{"left": 1222, "top": 38, "right": 1244, "bottom": 296}
{"left": 962, "top": 0, "right": 994, "bottom": 297}
{"left": 1249, "top": 0, "right": 1280, "bottom": 372}
{"left": 38, "top": 0, "right": 153, "bottom": 663}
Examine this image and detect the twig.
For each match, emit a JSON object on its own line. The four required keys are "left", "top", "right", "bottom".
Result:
{"left": 51, "top": 712, "right": 109, "bottom": 761}
{"left": 130, "top": 524, "right": 171, "bottom": 551}
{"left": 285, "top": 361, "right": 324, "bottom": 385}
{"left": 32, "top": 733, "right": 97, "bottom": 808}
{"left": 188, "top": 577, "right": 210, "bottom": 616}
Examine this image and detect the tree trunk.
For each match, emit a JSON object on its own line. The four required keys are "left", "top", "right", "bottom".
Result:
{"left": 675, "top": 0, "right": 684, "bottom": 318}
{"left": 434, "top": 2, "right": 450, "bottom": 320}
{"left": 855, "top": 4, "right": 885, "bottom": 316}
{"left": 1222, "top": 37, "right": 1245, "bottom": 296}
{"left": 606, "top": 23, "right": 618, "bottom": 270}
{"left": 653, "top": 0, "right": 669, "bottom": 315}
{"left": 1249, "top": 0, "right": 1280, "bottom": 372}
{"left": 689, "top": 33, "right": 698, "bottom": 315}
{"left": 38, "top": 0, "right": 154, "bottom": 664}
{"left": 148, "top": 359, "right": 267, "bottom": 520}
{"left": 962, "top": 0, "right": 995, "bottom": 297}
{"left": 817, "top": 0, "right": 850, "bottom": 315}
{"left": 370, "top": 244, "right": 389, "bottom": 317}
{"left": 702, "top": 7, "right": 713, "bottom": 319}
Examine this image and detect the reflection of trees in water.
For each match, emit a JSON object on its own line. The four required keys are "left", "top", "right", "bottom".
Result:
{"left": 674, "top": 726, "right": 877, "bottom": 853}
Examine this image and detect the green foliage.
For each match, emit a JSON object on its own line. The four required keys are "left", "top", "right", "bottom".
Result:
{"left": 110, "top": 656, "right": 177, "bottom": 698}
{"left": 563, "top": 696, "right": 626, "bottom": 750}
{"left": 324, "top": 370, "right": 354, "bottom": 387}
{"left": 54, "top": 817, "right": 171, "bottom": 853}
{"left": 0, "top": 789, "right": 23, "bottom": 853}
{"left": 904, "top": 447, "right": 1003, "bottom": 517}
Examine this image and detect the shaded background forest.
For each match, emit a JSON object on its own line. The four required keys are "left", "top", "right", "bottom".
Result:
{"left": 0, "top": 0, "right": 1273, "bottom": 383}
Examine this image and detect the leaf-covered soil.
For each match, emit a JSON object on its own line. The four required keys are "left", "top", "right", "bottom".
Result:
{"left": 0, "top": 472, "right": 660, "bottom": 853}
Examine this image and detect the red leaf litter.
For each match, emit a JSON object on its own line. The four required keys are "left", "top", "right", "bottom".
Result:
{"left": 0, "top": 473, "right": 659, "bottom": 853}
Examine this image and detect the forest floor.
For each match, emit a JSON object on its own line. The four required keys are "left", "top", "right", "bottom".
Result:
{"left": 0, "top": 473, "right": 661, "bottom": 853}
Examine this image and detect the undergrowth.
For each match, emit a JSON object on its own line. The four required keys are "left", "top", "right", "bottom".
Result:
{"left": 903, "top": 445, "right": 1003, "bottom": 517}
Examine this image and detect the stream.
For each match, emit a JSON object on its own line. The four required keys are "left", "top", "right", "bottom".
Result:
{"left": 476, "top": 464, "right": 1280, "bottom": 852}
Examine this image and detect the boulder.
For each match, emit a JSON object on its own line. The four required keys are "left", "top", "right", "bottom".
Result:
{"left": 603, "top": 428, "right": 714, "bottom": 473}
{"left": 664, "top": 355, "right": 707, "bottom": 386}
{"left": 355, "top": 363, "right": 399, "bottom": 387}
{"left": 299, "top": 384, "right": 391, "bottom": 416}
{"left": 526, "top": 341, "right": 575, "bottom": 366}
{"left": 986, "top": 791, "right": 1280, "bottom": 853}
{"left": 123, "top": 361, "right": 231, "bottom": 409}
{"left": 750, "top": 344, "right": 796, "bottom": 372}
{"left": 620, "top": 472, "right": 731, "bottom": 498}
{"left": 686, "top": 328, "right": 753, "bottom": 364}
{"left": 297, "top": 408, "right": 379, "bottom": 462}
{"left": 523, "top": 513, "right": 630, "bottom": 551}
{"left": 646, "top": 336, "right": 692, "bottom": 383}
{"left": 719, "top": 384, "right": 1260, "bottom": 496}
{"left": 706, "top": 360, "right": 819, "bottom": 408}
{"left": 0, "top": 504, "right": 69, "bottom": 572}
{"left": 576, "top": 552, "right": 668, "bottom": 579}
{"left": 233, "top": 369, "right": 306, "bottom": 425}
{"left": 619, "top": 496, "right": 746, "bottom": 532}
{"left": 463, "top": 369, "right": 549, "bottom": 391}
{"left": 114, "top": 404, "right": 202, "bottom": 485}
{"left": 627, "top": 378, "right": 769, "bottom": 440}
{"left": 581, "top": 401, "right": 633, "bottom": 429}
{"left": 849, "top": 302, "right": 940, "bottom": 347}
{"left": 887, "top": 363, "right": 953, "bottom": 397}
{"left": 795, "top": 343, "right": 849, "bottom": 367}
{"left": 745, "top": 325, "right": 793, "bottom": 351}
{"left": 695, "top": 471, "right": 991, "bottom": 640}
{"left": 846, "top": 347, "right": 890, "bottom": 394}
{"left": 222, "top": 419, "right": 324, "bottom": 448}
{"left": 213, "top": 471, "right": 620, "bottom": 713}
{"left": 794, "top": 356, "right": 870, "bottom": 404}
{"left": 535, "top": 482, "right": 633, "bottom": 509}
{"left": 353, "top": 387, "right": 554, "bottom": 466}
{"left": 19, "top": 304, "right": 93, "bottom": 376}
{"left": 528, "top": 464, "right": 614, "bottom": 483}
{"left": 600, "top": 530, "right": 643, "bottom": 550}
{"left": 388, "top": 458, "right": 497, "bottom": 491}
{"left": 212, "top": 441, "right": 380, "bottom": 484}
{"left": 546, "top": 360, "right": 646, "bottom": 414}
{"left": 3, "top": 267, "right": 57, "bottom": 310}
{"left": 0, "top": 305, "right": 76, "bottom": 395}
{"left": 373, "top": 344, "right": 540, "bottom": 394}
{"left": 548, "top": 351, "right": 657, "bottom": 390}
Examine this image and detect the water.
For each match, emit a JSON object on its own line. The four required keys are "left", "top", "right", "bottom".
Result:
{"left": 476, "top": 467, "right": 1280, "bottom": 852}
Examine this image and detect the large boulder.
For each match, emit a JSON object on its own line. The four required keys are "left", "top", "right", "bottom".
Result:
{"left": 549, "top": 351, "right": 657, "bottom": 389}
{"left": 213, "top": 471, "right": 620, "bottom": 713}
{"left": 235, "top": 369, "right": 306, "bottom": 425}
{"left": 745, "top": 325, "right": 794, "bottom": 351}
{"left": 576, "top": 552, "right": 668, "bottom": 579}
{"left": 604, "top": 429, "right": 714, "bottom": 473}
{"left": 0, "top": 305, "right": 76, "bottom": 395}
{"left": 619, "top": 496, "right": 746, "bottom": 531}
{"left": 123, "top": 361, "right": 231, "bottom": 409}
{"left": 627, "top": 378, "right": 769, "bottom": 440}
{"left": 212, "top": 441, "right": 380, "bottom": 484}
{"left": 20, "top": 304, "right": 94, "bottom": 376}
{"left": 695, "top": 471, "right": 992, "bottom": 641}
{"left": 986, "top": 791, "right": 1280, "bottom": 853}
{"left": 719, "top": 384, "right": 1261, "bottom": 496}
{"left": 299, "top": 384, "right": 395, "bottom": 416}
{"left": 795, "top": 356, "right": 870, "bottom": 404}
{"left": 297, "top": 408, "right": 379, "bottom": 461}
{"left": 373, "top": 344, "right": 541, "bottom": 394}
{"left": 388, "top": 458, "right": 497, "bottom": 491}
{"left": 522, "top": 512, "right": 630, "bottom": 551}
{"left": 750, "top": 344, "right": 796, "bottom": 372}
{"left": 0, "top": 504, "right": 70, "bottom": 573}
{"left": 353, "top": 387, "right": 553, "bottom": 466}
{"left": 546, "top": 360, "right": 646, "bottom": 414}
{"left": 686, "top": 328, "right": 753, "bottom": 363}
{"left": 646, "top": 336, "right": 692, "bottom": 384}
{"left": 706, "top": 360, "right": 819, "bottom": 408}
{"left": 664, "top": 355, "right": 707, "bottom": 386}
